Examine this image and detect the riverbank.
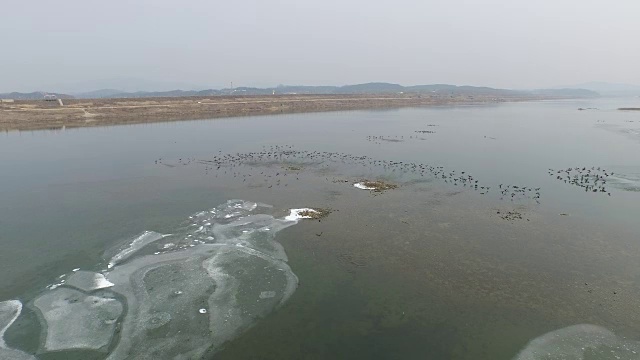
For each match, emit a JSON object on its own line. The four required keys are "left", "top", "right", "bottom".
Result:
{"left": 0, "top": 93, "right": 546, "bottom": 132}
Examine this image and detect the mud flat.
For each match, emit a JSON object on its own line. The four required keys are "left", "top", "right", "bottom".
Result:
{"left": 0, "top": 93, "right": 543, "bottom": 132}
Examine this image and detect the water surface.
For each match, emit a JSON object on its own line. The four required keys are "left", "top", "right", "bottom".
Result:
{"left": 1, "top": 98, "right": 640, "bottom": 359}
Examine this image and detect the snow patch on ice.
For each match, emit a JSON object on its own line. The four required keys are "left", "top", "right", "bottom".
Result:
{"left": 107, "top": 231, "right": 166, "bottom": 269}
{"left": 66, "top": 271, "right": 115, "bottom": 292}
{"left": 285, "top": 208, "right": 317, "bottom": 221}
{"left": 354, "top": 182, "right": 375, "bottom": 190}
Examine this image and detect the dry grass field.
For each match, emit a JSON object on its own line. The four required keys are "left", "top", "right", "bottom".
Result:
{"left": 0, "top": 93, "right": 538, "bottom": 131}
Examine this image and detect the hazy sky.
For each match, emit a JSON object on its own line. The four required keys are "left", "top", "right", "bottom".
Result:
{"left": 1, "top": 0, "right": 639, "bottom": 92}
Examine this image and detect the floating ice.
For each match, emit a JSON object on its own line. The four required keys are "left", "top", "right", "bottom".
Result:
{"left": 33, "top": 288, "right": 123, "bottom": 352}
{"left": 0, "top": 302, "right": 34, "bottom": 360}
{"left": 46, "top": 283, "right": 63, "bottom": 291}
{"left": 100, "top": 199, "right": 300, "bottom": 359}
{"left": 0, "top": 300, "right": 22, "bottom": 349}
{"left": 65, "top": 271, "right": 114, "bottom": 292}
{"left": 354, "top": 182, "right": 375, "bottom": 190}
{"left": 514, "top": 324, "right": 640, "bottom": 360}
{"left": 104, "top": 247, "right": 221, "bottom": 359}
{"left": 7, "top": 200, "right": 304, "bottom": 359}
{"left": 107, "top": 231, "right": 166, "bottom": 268}
{"left": 0, "top": 346, "right": 35, "bottom": 360}
{"left": 233, "top": 201, "right": 258, "bottom": 211}
{"left": 285, "top": 208, "right": 317, "bottom": 221}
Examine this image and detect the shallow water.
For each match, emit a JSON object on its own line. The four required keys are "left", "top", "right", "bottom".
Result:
{"left": 1, "top": 98, "right": 640, "bottom": 359}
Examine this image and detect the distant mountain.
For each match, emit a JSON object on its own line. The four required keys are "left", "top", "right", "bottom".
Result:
{"left": 80, "top": 83, "right": 536, "bottom": 99}
{"left": 337, "top": 82, "right": 405, "bottom": 94}
{"left": 97, "top": 89, "right": 225, "bottom": 98}
{"left": 74, "top": 89, "right": 124, "bottom": 99}
{"left": 407, "top": 84, "right": 526, "bottom": 96}
{"left": 275, "top": 85, "right": 337, "bottom": 94}
{"left": 48, "top": 77, "right": 208, "bottom": 94}
{"left": 3, "top": 83, "right": 601, "bottom": 100}
{"left": 0, "top": 92, "right": 74, "bottom": 100}
{"left": 75, "top": 83, "right": 528, "bottom": 98}
{"left": 554, "top": 82, "right": 640, "bottom": 96}
{"left": 532, "top": 88, "right": 600, "bottom": 97}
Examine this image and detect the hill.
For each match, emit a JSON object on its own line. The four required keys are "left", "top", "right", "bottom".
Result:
{"left": 0, "top": 92, "right": 74, "bottom": 100}
{"left": 532, "top": 88, "right": 600, "bottom": 97}
{"left": 4, "top": 83, "right": 601, "bottom": 100}
{"left": 554, "top": 82, "right": 640, "bottom": 96}
{"left": 337, "top": 82, "right": 405, "bottom": 94}
{"left": 74, "top": 89, "right": 124, "bottom": 99}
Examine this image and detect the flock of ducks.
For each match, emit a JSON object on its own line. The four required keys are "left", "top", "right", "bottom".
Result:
{"left": 365, "top": 130, "right": 436, "bottom": 144}
{"left": 548, "top": 167, "right": 612, "bottom": 195}
{"left": 154, "top": 127, "right": 619, "bottom": 203}
{"left": 365, "top": 135, "right": 406, "bottom": 143}
{"left": 498, "top": 184, "right": 541, "bottom": 202}
{"left": 155, "top": 144, "right": 544, "bottom": 202}
{"left": 365, "top": 127, "right": 439, "bottom": 144}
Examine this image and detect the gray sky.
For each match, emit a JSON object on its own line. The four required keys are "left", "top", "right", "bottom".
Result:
{"left": 1, "top": 0, "right": 639, "bottom": 92}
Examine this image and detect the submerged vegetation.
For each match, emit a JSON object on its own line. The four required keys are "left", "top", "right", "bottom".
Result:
{"left": 356, "top": 180, "right": 398, "bottom": 193}
{"left": 283, "top": 165, "right": 303, "bottom": 171}
{"left": 298, "top": 208, "right": 333, "bottom": 220}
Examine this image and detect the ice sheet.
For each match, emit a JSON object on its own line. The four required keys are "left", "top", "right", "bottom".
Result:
{"left": 8, "top": 200, "right": 304, "bottom": 359}
{"left": 515, "top": 324, "right": 640, "bottom": 360}
{"left": 65, "top": 271, "right": 114, "bottom": 292}
{"left": 33, "top": 288, "right": 123, "bottom": 352}
{"left": 0, "top": 301, "right": 35, "bottom": 360}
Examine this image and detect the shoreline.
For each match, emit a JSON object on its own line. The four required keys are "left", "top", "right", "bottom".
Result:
{"left": 2, "top": 93, "right": 557, "bottom": 132}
